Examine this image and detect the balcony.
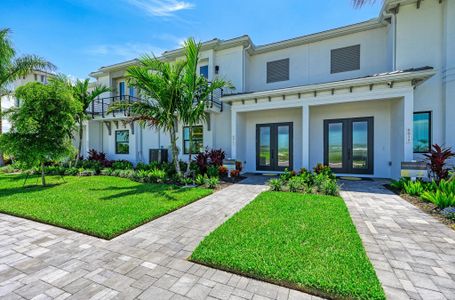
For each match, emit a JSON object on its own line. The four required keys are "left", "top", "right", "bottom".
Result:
{"left": 87, "top": 86, "right": 224, "bottom": 118}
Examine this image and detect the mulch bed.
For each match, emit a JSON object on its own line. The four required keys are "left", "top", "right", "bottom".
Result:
{"left": 385, "top": 184, "right": 455, "bottom": 230}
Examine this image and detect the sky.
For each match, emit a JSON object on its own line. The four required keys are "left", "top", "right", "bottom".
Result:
{"left": 1, "top": 0, "right": 383, "bottom": 80}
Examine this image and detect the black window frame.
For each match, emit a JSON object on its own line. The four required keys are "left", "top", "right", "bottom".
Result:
{"left": 413, "top": 111, "right": 432, "bottom": 153}
{"left": 115, "top": 130, "right": 130, "bottom": 154}
{"left": 183, "top": 126, "right": 203, "bottom": 155}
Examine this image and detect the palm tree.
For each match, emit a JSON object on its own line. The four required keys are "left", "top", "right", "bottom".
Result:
{"left": 180, "top": 38, "right": 232, "bottom": 176}
{"left": 73, "top": 79, "right": 110, "bottom": 165}
{"left": 110, "top": 56, "right": 187, "bottom": 175}
{"left": 353, "top": 0, "right": 377, "bottom": 8}
{"left": 0, "top": 28, "right": 55, "bottom": 166}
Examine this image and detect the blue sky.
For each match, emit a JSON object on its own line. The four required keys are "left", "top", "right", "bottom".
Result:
{"left": 2, "top": 0, "right": 382, "bottom": 80}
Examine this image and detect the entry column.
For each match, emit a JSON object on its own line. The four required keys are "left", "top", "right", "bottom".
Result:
{"left": 231, "top": 109, "right": 237, "bottom": 159}
{"left": 302, "top": 104, "right": 310, "bottom": 170}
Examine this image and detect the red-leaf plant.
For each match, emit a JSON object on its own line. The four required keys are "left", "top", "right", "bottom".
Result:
{"left": 424, "top": 144, "right": 455, "bottom": 183}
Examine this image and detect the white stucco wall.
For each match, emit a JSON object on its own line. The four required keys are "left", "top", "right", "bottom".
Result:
{"left": 246, "top": 26, "right": 390, "bottom": 93}
{"left": 309, "top": 100, "right": 393, "bottom": 178}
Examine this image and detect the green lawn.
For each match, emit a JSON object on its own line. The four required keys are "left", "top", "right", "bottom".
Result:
{"left": 0, "top": 174, "right": 212, "bottom": 239}
{"left": 191, "top": 191, "right": 385, "bottom": 300}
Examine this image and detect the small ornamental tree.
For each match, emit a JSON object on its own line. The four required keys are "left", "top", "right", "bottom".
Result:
{"left": 0, "top": 80, "right": 80, "bottom": 185}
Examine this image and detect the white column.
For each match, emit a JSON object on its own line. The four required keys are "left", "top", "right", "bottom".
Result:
{"left": 403, "top": 91, "right": 414, "bottom": 161}
{"left": 84, "top": 120, "right": 90, "bottom": 158}
{"left": 302, "top": 104, "right": 310, "bottom": 170}
{"left": 231, "top": 109, "right": 237, "bottom": 159}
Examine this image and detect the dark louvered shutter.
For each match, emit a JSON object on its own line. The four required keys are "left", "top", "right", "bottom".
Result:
{"left": 331, "top": 45, "right": 360, "bottom": 74}
{"left": 267, "top": 58, "right": 289, "bottom": 83}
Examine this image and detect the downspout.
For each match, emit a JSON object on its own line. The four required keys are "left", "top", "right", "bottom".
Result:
{"left": 243, "top": 43, "right": 252, "bottom": 92}
{"left": 383, "top": 10, "right": 397, "bottom": 70}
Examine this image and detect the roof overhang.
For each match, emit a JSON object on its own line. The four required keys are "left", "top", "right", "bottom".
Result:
{"left": 222, "top": 68, "right": 436, "bottom": 104}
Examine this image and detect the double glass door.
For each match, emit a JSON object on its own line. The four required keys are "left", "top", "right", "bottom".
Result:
{"left": 324, "top": 117, "right": 373, "bottom": 174}
{"left": 256, "top": 123, "right": 293, "bottom": 171}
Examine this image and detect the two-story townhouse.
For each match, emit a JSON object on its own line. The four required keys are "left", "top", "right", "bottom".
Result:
{"left": 83, "top": 0, "right": 454, "bottom": 179}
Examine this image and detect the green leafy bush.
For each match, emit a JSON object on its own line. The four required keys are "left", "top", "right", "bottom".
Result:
{"left": 279, "top": 168, "right": 296, "bottom": 182}
{"left": 207, "top": 165, "right": 219, "bottom": 178}
{"left": 179, "top": 177, "right": 194, "bottom": 186}
{"left": 112, "top": 160, "right": 133, "bottom": 170}
{"left": 421, "top": 190, "right": 455, "bottom": 208}
{"left": 288, "top": 176, "right": 307, "bottom": 193}
{"left": 403, "top": 180, "right": 425, "bottom": 196}
{"left": 390, "top": 177, "right": 410, "bottom": 190}
{"left": 268, "top": 178, "right": 283, "bottom": 191}
{"left": 100, "top": 168, "right": 113, "bottom": 176}
{"left": 195, "top": 174, "right": 206, "bottom": 186}
{"left": 321, "top": 179, "right": 340, "bottom": 196}
{"left": 64, "top": 167, "right": 79, "bottom": 176}
{"left": 205, "top": 177, "right": 219, "bottom": 189}
{"left": 149, "top": 168, "right": 167, "bottom": 183}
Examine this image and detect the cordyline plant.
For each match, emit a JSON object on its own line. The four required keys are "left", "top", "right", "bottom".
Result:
{"left": 424, "top": 144, "right": 455, "bottom": 183}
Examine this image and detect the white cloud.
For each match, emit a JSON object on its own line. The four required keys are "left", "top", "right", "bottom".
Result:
{"left": 125, "top": 0, "right": 194, "bottom": 17}
{"left": 85, "top": 43, "right": 164, "bottom": 59}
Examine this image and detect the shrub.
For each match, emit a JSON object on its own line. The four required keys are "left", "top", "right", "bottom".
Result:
{"left": 205, "top": 177, "right": 220, "bottom": 189}
{"left": 179, "top": 177, "right": 194, "bottom": 186}
{"left": 313, "top": 163, "right": 335, "bottom": 179}
{"left": 135, "top": 170, "right": 149, "bottom": 183}
{"left": 195, "top": 174, "right": 206, "bottom": 186}
{"left": 208, "top": 148, "right": 225, "bottom": 166}
{"left": 64, "top": 167, "right": 79, "bottom": 176}
{"left": 149, "top": 168, "right": 167, "bottom": 183}
{"left": 235, "top": 161, "right": 243, "bottom": 172}
{"left": 314, "top": 173, "right": 330, "bottom": 192}
{"left": 280, "top": 168, "right": 295, "bottom": 182}
{"left": 135, "top": 162, "right": 150, "bottom": 171}
{"left": 424, "top": 144, "right": 455, "bottom": 183}
{"left": 79, "top": 169, "right": 96, "bottom": 176}
{"left": 390, "top": 177, "right": 410, "bottom": 191}
{"left": 207, "top": 165, "right": 219, "bottom": 178}
{"left": 403, "top": 180, "right": 425, "bottom": 196}
{"left": 268, "top": 178, "right": 283, "bottom": 191}
{"left": 320, "top": 179, "right": 340, "bottom": 196}
{"left": 438, "top": 179, "right": 455, "bottom": 195}
{"left": 112, "top": 160, "right": 133, "bottom": 170}
{"left": 88, "top": 149, "right": 106, "bottom": 161}
{"left": 288, "top": 176, "right": 307, "bottom": 193}
{"left": 230, "top": 169, "right": 240, "bottom": 178}
{"left": 218, "top": 166, "right": 228, "bottom": 177}
{"left": 82, "top": 160, "right": 102, "bottom": 173}
{"left": 118, "top": 169, "right": 135, "bottom": 179}
{"left": 100, "top": 168, "right": 113, "bottom": 176}
{"left": 195, "top": 151, "right": 209, "bottom": 174}
{"left": 441, "top": 207, "right": 455, "bottom": 221}
{"left": 0, "top": 165, "right": 17, "bottom": 174}
{"left": 421, "top": 190, "right": 455, "bottom": 209}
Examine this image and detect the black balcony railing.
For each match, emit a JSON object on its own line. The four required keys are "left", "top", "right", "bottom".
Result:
{"left": 87, "top": 86, "right": 224, "bottom": 119}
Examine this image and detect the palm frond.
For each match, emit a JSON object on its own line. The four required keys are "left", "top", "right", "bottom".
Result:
{"left": 352, "top": 0, "right": 377, "bottom": 8}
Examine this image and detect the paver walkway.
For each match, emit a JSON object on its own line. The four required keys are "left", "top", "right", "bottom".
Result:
{"left": 341, "top": 179, "right": 455, "bottom": 300}
{"left": 0, "top": 176, "right": 318, "bottom": 300}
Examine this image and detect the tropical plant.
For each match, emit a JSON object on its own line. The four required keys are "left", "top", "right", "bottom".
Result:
{"left": 109, "top": 55, "right": 186, "bottom": 175}
{"left": 112, "top": 160, "right": 133, "bottom": 170}
{"left": 205, "top": 176, "right": 220, "bottom": 189}
{"left": 195, "top": 174, "right": 206, "bottom": 186}
{"left": 0, "top": 28, "right": 55, "bottom": 166}
{"left": 390, "top": 177, "right": 410, "bottom": 191}
{"left": 206, "top": 165, "right": 219, "bottom": 178}
{"left": 320, "top": 179, "right": 340, "bottom": 196}
{"left": 71, "top": 79, "right": 110, "bottom": 165}
{"left": 288, "top": 176, "right": 307, "bottom": 193}
{"left": 179, "top": 38, "right": 232, "bottom": 176}
{"left": 403, "top": 180, "right": 425, "bottom": 196}
{"left": 0, "top": 79, "right": 79, "bottom": 185}
{"left": 230, "top": 169, "right": 240, "bottom": 178}
{"left": 268, "top": 178, "right": 283, "bottom": 191}
{"left": 424, "top": 144, "right": 455, "bottom": 183}
{"left": 149, "top": 168, "right": 167, "bottom": 183}
{"left": 218, "top": 166, "right": 228, "bottom": 177}
{"left": 352, "top": 0, "right": 377, "bottom": 8}
{"left": 421, "top": 190, "right": 455, "bottom": 209}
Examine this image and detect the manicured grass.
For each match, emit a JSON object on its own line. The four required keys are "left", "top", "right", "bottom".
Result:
{"left": 0, "top": 174, "right": 212, "bottom": 239}
{"left": 191, "top": 191, "right": 385, "bottom": 300}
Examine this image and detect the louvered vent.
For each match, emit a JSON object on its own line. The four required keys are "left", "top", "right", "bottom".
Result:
{"left": 331, "top": 45, "right": 360, "bottom": 74}
{"left": 267, "top": 58, "right": 289, "bottom": 83}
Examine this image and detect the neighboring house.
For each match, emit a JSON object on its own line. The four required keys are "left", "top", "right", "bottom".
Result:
{"left": 1, "top": 70, "right": 52, "bottom": 133}
{"left": 83, "top": 0, "right": 454, "bottom": 179}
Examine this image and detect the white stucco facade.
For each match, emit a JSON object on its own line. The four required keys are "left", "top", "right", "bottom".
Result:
{"left": 83, "top": 0, "right": 454, "bottom": 179}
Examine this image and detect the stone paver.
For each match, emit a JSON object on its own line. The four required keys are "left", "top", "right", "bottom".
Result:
{"left": 0, "top": 175, "right": 319, "bottom": 300}
{"left": 340, "top": 179, "right": 455, "bottom": 300}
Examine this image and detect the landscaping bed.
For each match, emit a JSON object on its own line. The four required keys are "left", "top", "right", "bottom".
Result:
{"left": 0, "top": 174, "right": 212, "bottom": 239}
{"left": 191, "top": 191, "right": 385, "bottom": 300}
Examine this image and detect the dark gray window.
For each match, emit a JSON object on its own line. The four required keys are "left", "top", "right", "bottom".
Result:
{"left": 331, "top": 45, "right": 360, "bottom": 74}
{"left": 267, "top": 58, "right": 289, "bottom": 83}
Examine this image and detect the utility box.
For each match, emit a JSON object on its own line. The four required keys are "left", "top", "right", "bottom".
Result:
{"left": 149, "top": 149, "right": 168, "bottom": 164}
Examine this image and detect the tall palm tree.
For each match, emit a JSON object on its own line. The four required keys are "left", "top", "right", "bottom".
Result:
{"left": 180, "top": 38, "right": 232, "bottom": 176}
{"left": 0, "top": 28, "right": 55, "bottom": 166}
{"left": 73, "top": 79, "right": 110, "bottom": 165}
{"left": 110, "top": 56, "right": 187, "bottom": 175}
{"left": 353, "top": 0, "right": 377, "bottom": 8}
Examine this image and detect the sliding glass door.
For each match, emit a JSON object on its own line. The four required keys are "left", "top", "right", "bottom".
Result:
{"left": 324, "top": 117, "right": 373, "bottom": 174}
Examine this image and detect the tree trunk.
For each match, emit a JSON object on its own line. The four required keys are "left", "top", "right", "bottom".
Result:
{"left": 75, "top": 121, "right": 83, "bottom": 166}
{"left": 0, "top": 104, "right": 4, "bottom": 167}
{"left": 41, "top": 162, "right": 46, "bottom": 186}
{"left": 185, "top": 132, "right": 193, "bottom": 177}
{"left": 169, "top": 128, "right": 181, "bottom": 175}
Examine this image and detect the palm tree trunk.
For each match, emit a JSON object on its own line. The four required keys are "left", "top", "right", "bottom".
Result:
{"left": 169, "top": 128, "right": 181, "bottom": 175}
{"left": 41, "top": 162, "right": 46, "bottom": 186}
{"left": 75, "top": 120, "right": 83, "bottom": 166}
{"left": 185, "top": 131, "right": 193, "bottom": 177}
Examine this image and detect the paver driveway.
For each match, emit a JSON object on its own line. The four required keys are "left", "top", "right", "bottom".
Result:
{"left": 341, "top": 179, "right": 455, "bottom": 300}
{"left": 0, "top": 176, "right": 318, "bottom": 300}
